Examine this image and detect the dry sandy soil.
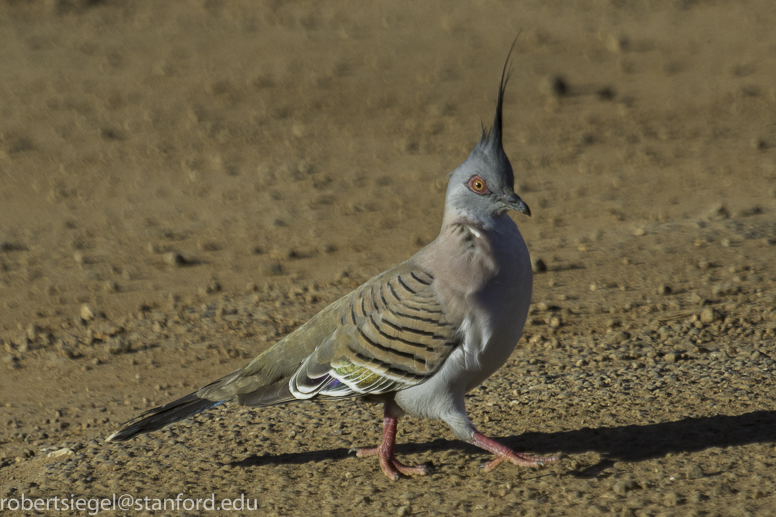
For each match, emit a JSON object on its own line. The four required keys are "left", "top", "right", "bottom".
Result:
{"left": 1, "top": 1, "right": 776, "bottom": 516}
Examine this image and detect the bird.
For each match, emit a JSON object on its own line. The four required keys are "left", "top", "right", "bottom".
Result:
{"left": 106, "top": 44, "right": 560, "bottom": 480}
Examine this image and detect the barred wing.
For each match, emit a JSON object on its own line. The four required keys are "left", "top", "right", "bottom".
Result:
{"left": 288, "top": 269, "right": 460, "bottom": 400}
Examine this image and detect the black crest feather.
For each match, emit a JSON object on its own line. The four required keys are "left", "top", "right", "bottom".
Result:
{"left": 480, "top": 37, "right": 519, "bottom": 152}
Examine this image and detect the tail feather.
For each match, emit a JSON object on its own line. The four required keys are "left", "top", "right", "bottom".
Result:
{"left": 238, "top": 378, "right": 296, "bottom": 407}
{"left": 106, "top": 392, "right": 225, "bottom": 442}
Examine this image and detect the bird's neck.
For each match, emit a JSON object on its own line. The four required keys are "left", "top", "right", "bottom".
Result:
{"left": 440, "top": 210, "right": 514, "bottom": 235}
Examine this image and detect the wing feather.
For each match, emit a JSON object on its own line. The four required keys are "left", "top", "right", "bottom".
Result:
{"left": 283, "top": 266, "right": 460, "bottom": 402}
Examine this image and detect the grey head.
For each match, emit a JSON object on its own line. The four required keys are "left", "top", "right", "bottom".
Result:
{"left": 443, "top": 45, "right": 530, "bottom": 228}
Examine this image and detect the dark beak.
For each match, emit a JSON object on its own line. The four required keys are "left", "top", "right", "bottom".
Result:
{"left": 504, "top": 193, "right": 531, "bottom": 217}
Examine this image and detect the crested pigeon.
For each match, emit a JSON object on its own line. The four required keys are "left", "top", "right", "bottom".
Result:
{"left": 107, "top": 46, "right": 559, "bottom": 480}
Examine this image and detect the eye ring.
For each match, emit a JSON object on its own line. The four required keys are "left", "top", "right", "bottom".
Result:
{"left": 467, "top": 176, "right": 490, "bottom": 195}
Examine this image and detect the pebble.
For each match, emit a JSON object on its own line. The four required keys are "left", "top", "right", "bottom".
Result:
{"left": 47, "top": 447, "right": 73, "bottom": 458}
{"left": 164, "top": 252, "right": 186, "bottom": 267}
{"left": 80, "top": 304, "right": 96, "bottom": 321}
{"left": 612, "top": 480, "right": 637, "bottom": 495}
{"left": 605, "top": 331, "right": 629, "bottom": 345}
{"left": 532, "top": 258, "right": 548, "bottom": 273}
{"left": 686, "top": 464, "right": 704, "bottom": 479}
{"left": 3, "top": 355, "right": 20, "bottom": 370}
{"left": 106, "top": 336, "right": 130, "bottom": 355}
{"left": 700, "top": 307, "right": 720, "bottom": 323}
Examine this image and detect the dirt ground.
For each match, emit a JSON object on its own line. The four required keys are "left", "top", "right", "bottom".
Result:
{"left": 1, "top": 1, "right": 776, "bottom": 515}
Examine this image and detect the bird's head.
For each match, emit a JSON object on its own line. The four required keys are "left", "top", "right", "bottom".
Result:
{"left": 444, "top": 45, "right": 530, "bottom": 227}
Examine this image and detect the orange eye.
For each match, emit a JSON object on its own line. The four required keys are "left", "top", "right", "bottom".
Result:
{"left": 467, "top": 176, "right": 489, "bottom": 195}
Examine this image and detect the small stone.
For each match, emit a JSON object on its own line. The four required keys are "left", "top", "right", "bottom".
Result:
{"left": 532, "top": 258, "right": 547, "bottom": 274}
{"left": 80, "top": 304, "right": 96, "bottom": 321}
{"left": 164, "top": 252, "right": 186, "bottom": 267}
{"left": 612, "top": 479, "right": 636, "bottom": 495}
{"left": 664, "top": 353, "right": 678, "bottom": 364}
{"left": 106, "top": 336, "right": 130, "bottom": 355}
{"left": 700, "top": 307, "right": 720, "bottom": 324}
{"left": 709, "top": 204, "right": 729, "bottom": 220}
{"left": 657, "top": 285, "right": 672, "bottom": 295}
{"left": 750, "top": 350, "right": 767, "bottom": 361}
{"left": 750, "top": 138, "right": 767, "bottom": 150}
{"left": 540, "top": 76, "right": 568, "bottom": 97}
{"left": 47, "top": 447, "right": 73, "bottom": 458}
{"left": 686, "top": 464, "right": 704, "bottom": 479}
{"left": 25, "top": 324, "right": 39, "bottom": 341}
{"left": 3, "top": 355, "right": 20, "bottom": 370}
{"left": 605, "top": 331, "right": 629, "bottom": 345}
{"left": 606, "top": 34, "right": 629, "bottom": 53}
{"left": 397, "top": 506, "right": 412, "bottom": 516}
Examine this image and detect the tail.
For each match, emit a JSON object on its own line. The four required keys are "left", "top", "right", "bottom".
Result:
{"left": 106, "top": 392, "right": 225, "bottom": 442}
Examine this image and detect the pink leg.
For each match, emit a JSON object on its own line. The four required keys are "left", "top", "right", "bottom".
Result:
{"left": 471, "top": 431, "right": 560, "bottom": 473}
{"left": 354, "top": 416, "right": 428, "bottom": 480}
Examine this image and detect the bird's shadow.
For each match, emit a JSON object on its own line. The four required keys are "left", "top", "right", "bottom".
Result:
{"left": 230, "top": 410, "right": 776, "bottom": 474}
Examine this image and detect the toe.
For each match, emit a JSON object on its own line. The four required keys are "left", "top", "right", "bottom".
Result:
{"left": 392, "top": 460, "right": 428, "bottom": 477}
{"left": 378, "top": 458, "right": 401, "bottom": 481}
{"left": 354, "top": 447, "right": 380, "bottom": 458}
{"left": 481, "top": 455, "right": 505, "bottom": 473}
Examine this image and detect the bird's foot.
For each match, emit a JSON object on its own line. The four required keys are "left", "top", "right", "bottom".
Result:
{"left": 471, "top": 432, "right": 559, "bottom": 473}
{"left": 479, "top": 451, "right": 558, "bottom": 473}
{"left": 353, "top": 446, "right": 429, "bottom": 480}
